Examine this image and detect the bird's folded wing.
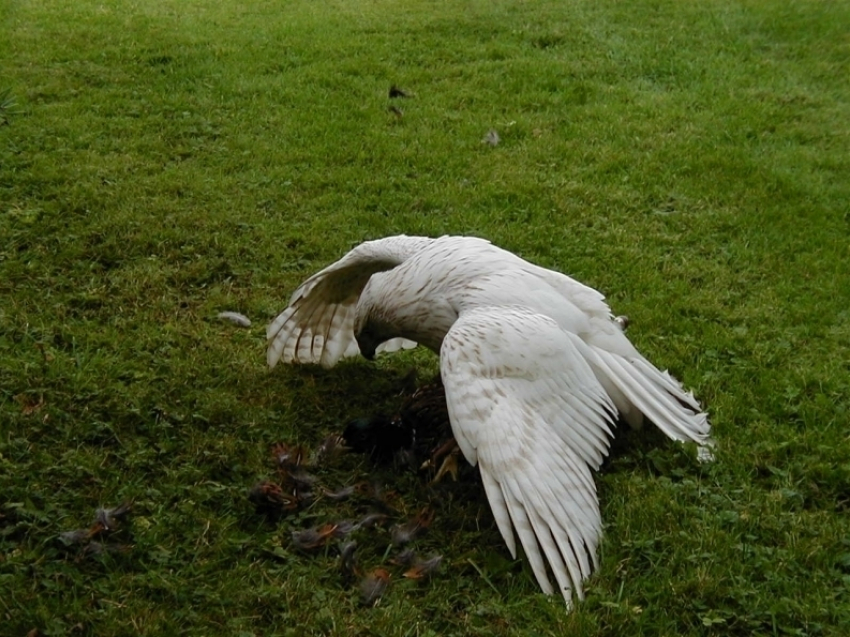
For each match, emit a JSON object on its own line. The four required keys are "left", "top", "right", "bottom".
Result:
{"left": 440, "top": 306, "right": 617, "bottom": 605}
{"left": 267, "top": 236, "right": 432, "bottom": 368}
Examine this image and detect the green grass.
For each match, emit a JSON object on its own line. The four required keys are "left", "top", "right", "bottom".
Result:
{"left": 2, "top": 0, "right": 849, "bottom": 634}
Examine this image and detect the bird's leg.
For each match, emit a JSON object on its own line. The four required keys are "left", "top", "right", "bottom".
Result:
{"left": 421, "top": 437, "right": 460, "bottom": 483}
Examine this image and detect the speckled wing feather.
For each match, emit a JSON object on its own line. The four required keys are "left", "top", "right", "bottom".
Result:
{"left": 440, "top": 305, "right": 618, "bottom": 605}
{"left": 267, "top": 236, "right": 433, "bottom": 368}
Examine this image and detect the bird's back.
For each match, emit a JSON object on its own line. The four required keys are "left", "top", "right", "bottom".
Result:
{"left": 373, "top": 236, "right": 631, "bottom": 355}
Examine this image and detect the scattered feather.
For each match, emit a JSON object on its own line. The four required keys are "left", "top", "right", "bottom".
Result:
{"left": 283, "top": 467, "right": 317, "bottom": 492}
{"left": 217, "top": 311, "right": 252, "bottom": 327}
{"left": 359, "top": 568, "right": 391, "bottom": 606}
{"left": 59, "top": 529, "right": 91, "bottom": 546}
{"left": 322, "top": 484, "right": 360, "bottom": 501}
{"left": 93, "top": 501, "right": 132, "bottom": 533}
{"left": 352, "top": 480, "right": 400, "bottom": 513}
{"left": 391, "top": 507, "right": 435, "bottom": 545}
{"left": 330, "top": 519, "right": 357, "bottom": 538}
{"left": 354, "top": 512, "right": 388, "bottom": 530}
{"left": 339, "top": 541, "right": 360, "bottom": 579}
{"left": 248, "top": 481, "right": 299, "bottom": 515}
{"left": 59, "top": 501, "right": 134, "bottom": 553}
{"left": 482, "top": 129, "right": 500, "bottom": 146}
{"left": 389, "top": 85, "right": 412, "bottom": 98}
{"left": 403, "top": 554, "right": 443, "bottom": 580}
{"left": 272, "top": 442, "right": 308, "bottom": 469}
{"left": 314, "top": 434, "right": 346, "bottom": 464}
{"left": 390, "top": 547, "right": 417, "bottom": 567}
{"left": 291, "top": 523, "right": 339, "bottom": 551}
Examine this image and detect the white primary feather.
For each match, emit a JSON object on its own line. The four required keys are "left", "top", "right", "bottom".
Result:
{"left": 266, "top": 234, "right": 713, "bottom": 606}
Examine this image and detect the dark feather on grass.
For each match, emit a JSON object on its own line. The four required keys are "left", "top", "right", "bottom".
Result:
{"left": 359, "top": 568, "right": 391, "bottom": 606}
{"left": 93, "top": 501, "right": 132, "bottom": 532}
{"left": 314, "top": 434, "right": 346, "bottom": 464}
{"left": 390, "top": 547, "right": 417, "bottom": 567}
{"left": 339, "top": 541, "right": 359, "bottom": 579}
{"left": 322, "top": 484, "right": 359, "bottom": 501}
{"left": 291, "top": 523, "right": 339, "bottom": 551}
{"left": 403, "top": 554, "right": 443, "bottom": 580}
{"left": 282, "top": 467, "right": 317, "bottom": 502}
{"left": 272, "top": 442, "right": 308, "bottom": 468}
{"left": 389, "top": 85, "right": 412, "bottom": 98}
{"left": 59, "top": 501, "right": 134, "bottom": 552}
{"left": 354, "top": 512, "right": 388, "bottom": 530}
{"left": 248, "top": 481, "right": 299, "bottom": 515}
{"left": 59, "top": 529, "right": 91, "bottom": 546}
{"left": 391, "top": 507, "right": 435, "bottom": 546}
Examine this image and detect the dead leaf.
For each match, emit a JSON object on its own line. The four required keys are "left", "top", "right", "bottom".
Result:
{"left": 15, "top": 393, "right": 44, "bottom": 415}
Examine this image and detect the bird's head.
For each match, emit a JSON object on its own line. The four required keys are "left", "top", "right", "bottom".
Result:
{"left": 354, "top": 311, "right": 400, "bottom": 360}
{"left": 354, "top": 322, "right": 380, "bottom": 361}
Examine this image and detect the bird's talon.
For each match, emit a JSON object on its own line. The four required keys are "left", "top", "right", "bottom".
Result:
{"left": 431, "top": 450, "right": 460, "bottom": 484}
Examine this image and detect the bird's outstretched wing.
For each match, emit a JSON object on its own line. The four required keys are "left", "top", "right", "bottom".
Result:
{"left": 440, "top": 305, "right": 618, "bottom": 605}
{"left": 587, "top": 348, "right": 711, "bottom": 444}
{"left": 267, "top": 236, "right": 432, "bottom": 368}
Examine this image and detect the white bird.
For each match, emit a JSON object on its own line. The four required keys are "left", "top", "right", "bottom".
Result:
{"left": 267, "top": 235, "right": 711, "bottom": 607}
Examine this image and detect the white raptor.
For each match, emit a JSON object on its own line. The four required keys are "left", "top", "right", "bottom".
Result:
{"left": 267, "top": 235, "right": 712, "bottom": 607}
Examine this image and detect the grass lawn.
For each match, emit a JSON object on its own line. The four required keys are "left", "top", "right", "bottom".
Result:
{"left": 2, "top": 0, "right": 849, "bottom": 634}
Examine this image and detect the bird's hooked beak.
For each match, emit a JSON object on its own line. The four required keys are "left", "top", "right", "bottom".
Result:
{"left": 355, "top": 331, "right": 377, "bottom": 361}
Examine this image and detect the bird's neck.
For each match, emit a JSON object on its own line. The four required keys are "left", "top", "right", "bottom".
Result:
{"left": 372, "top": 294, "right": 457, "bottom": 354}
